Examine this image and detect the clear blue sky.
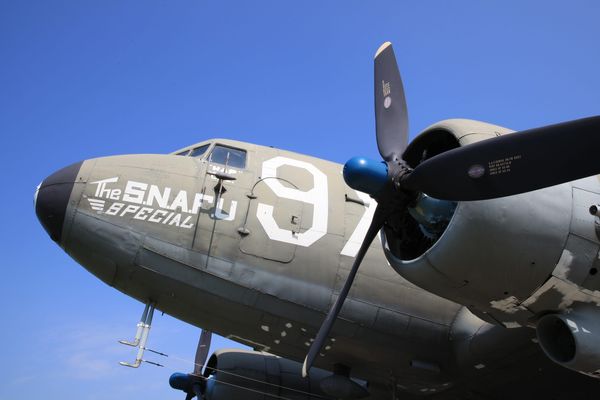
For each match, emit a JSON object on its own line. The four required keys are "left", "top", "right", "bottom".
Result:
{"left": 2, "top": 1, "right": 600, "bottom": 398}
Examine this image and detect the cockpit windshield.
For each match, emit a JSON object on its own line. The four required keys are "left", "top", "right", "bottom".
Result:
{"left": 173, "top": 143, "right": 247, "bottom": 169}
{"left": 208, "top": 145, "right": 246, "bottom": 169}
{"left": 190, "top": 144, "right": 210, "bottom": 158}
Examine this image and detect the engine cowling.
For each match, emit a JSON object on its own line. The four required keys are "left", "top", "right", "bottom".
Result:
{"left": 383, "top": 119, "right": 579, "bottom": 327}
{"left": 537, "top": 307, "right": 600, "bottom": 377}
{"left": 201, "top": 349, "right": 367, "bottom": 400}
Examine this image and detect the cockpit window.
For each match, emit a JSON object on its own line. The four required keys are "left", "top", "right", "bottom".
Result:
{"left": 175, "top": 150, "right": 190, "bottom": 156}
{"left": 209, "top": 145, "right": 247, "bottom": 169}
{"left": 190, "top": 144, "right": 210, "bottom": 158}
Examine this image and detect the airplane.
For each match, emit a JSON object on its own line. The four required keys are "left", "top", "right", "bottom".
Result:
{"left": 34, "top": 41, "right": 600, "bottom": 399}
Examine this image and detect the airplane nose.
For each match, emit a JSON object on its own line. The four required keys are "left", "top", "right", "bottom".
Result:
{"left": 35, "top": 161, "right": 83, "bottom": 243}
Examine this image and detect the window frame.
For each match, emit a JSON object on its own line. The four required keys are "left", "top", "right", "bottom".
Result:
{"left": 189, "top": 143, "right": 211, "bottom": 159}
{"left": 208, "top": 143, "right": 248, "bottom": 169}
{"left": 175, "top": 149, "right": 191, "bottom": 156}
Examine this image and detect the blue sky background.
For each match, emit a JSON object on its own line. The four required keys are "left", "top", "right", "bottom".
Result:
{"left": 2, "top": 1, "right": 600, "bottom": 398}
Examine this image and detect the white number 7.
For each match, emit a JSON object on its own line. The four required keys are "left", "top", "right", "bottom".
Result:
{"left": 341, "top": 191, "right": 378, "bottom": 257}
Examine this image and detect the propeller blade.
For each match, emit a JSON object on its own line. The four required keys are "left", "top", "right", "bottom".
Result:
{"left": 302, "top": 206, "right": 388, "bottom": 377}
{"left": 402, "top": 116, "right": 600, "bottom": 201}
{"left": 192, "top": 382, "right": 203, "bottom": 399}
{"left": 193, "top": 330, "right": 212, "bottom": 376}
{"left": 374, "top": 42, "right": 409, "bottom": 163}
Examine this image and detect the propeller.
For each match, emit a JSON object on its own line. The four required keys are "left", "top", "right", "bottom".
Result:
{"left": 194, "top": 329, "right": 212, "bottom": 376}
{"left": 402, "top": 116, "right": 600, "bottom": 201}
{"left": 374, "top": 42, "right": 408, "bottom": 163}
{"left": 170, "top": 329, "right": 212, "bottom": 399}
{"left": 302, "top": 41, "right": 600, "bottom": 377}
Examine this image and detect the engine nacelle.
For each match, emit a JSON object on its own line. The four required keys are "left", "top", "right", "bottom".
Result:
{"left": 537, "top": 307, "right": 600, "bottom": 377}
{"left": 382, "top": 119, "right": 593, "bottom": 327}
{"left": 202, "top": 349, "right": 367, "bottom": 400}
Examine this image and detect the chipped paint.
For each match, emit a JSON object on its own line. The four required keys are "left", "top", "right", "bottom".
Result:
{"left": 503, "top": 321, "right": 522, "bottom": 328}
{"left": 489, "top": 296, "right": 525, "bottom": 314}
{"left": 555, "top": 281, "right": 600, "bottom": 309}
{"left": 553, "top": 249, "right": 575, "bottom": 280}
{"left": 260, "top": 325, "right": 270, "bottom": 332}
{"left": 523, "top": 276, "right": 600, "bottom": 310}
{"left": 285, "top": 322, "right": 293, "bottom": 328}
{"left": 474, "top": 364, "right": 486, "bottom": 369}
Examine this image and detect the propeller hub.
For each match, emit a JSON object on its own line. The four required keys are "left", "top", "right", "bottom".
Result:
{"left": 169, "top": 372, "right": 191, "bottom": 391}
{"left": 343, "top": 157, "right": 388, "bottom": 196}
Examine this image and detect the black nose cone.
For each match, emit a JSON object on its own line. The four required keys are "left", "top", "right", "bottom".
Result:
{"left": 35, "top": 161, "right": 83, "bottom": 243}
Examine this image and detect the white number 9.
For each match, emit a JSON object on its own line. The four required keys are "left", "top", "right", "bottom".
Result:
{"left": 257, "top": 157, "right": 328, "bottom": 247}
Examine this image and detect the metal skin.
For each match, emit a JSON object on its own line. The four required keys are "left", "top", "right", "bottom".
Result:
{"left": 386, "top": 119, "right": 600, "bottom": 329}
{"left": 537, "top": 305, "right": 600, "bottom": 378}
{"left": 37, "top": 132, "right": 600, "bottom": 398}
{"left": 202, "top": 349, "right": 336, "bottom": 400}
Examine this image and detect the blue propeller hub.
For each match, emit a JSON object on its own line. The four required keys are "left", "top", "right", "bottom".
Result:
{"left": 343, "top": 156, "right": 389, "bottom": 195}
{"left": 169, "top": 372, "right": 192, "bottom": 391}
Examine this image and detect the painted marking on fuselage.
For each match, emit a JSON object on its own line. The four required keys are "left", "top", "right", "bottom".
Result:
{"left": 87, "top": 157, "right": 381, "bottom": 258}
{"left": 87, "top": 177, "right": 235, "bottom": 229}
{"left": 341, "top": 191, "right": 379, "bottom": 257}
{"left": 257, "top": 156, "right": 328, "bottom": 247}
{"left": 87, "top": 198, "right": 105, "bottom": 212}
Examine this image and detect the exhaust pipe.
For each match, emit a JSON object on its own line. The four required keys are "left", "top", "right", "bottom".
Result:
{"left": 537, "top": 309, "right": 600, "bottom": 378}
